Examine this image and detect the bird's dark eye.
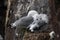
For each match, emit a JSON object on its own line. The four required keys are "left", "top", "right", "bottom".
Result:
{"left": 36, "top": 19, "right": 38, "bottom": 20}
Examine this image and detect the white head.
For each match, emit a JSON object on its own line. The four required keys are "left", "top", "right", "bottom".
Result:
{"left": 39, "top": 14, "right": 49, "bottom": 23}
{"left": 27, "top": 10, "right": 39, "bottom": 17}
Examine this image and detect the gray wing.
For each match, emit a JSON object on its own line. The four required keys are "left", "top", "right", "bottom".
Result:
{"left": 11, "top": 16, "right": 33, "bottom": 28}
{"left": 38, "top": 20, "right": 47, "bottom": 27}
{"left": 27, "top": 20, "right": 46, "bottom": 29}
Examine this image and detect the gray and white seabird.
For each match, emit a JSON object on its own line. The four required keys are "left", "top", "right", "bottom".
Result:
{"left": 10, "top": 10, "right": 39, "bottom": 28}
{"left": 10, "top": 10, "right": 49, "bottom": 32}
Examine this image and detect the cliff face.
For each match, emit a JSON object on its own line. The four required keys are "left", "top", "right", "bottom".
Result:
{"left": 5, "top": 0, "right": 52, "bottom": 40}
{"left": 14, "top": 0, "right": 51, "bottom": 40}
{"left": 13, "top": 0, "right": 51, "bottom": 35}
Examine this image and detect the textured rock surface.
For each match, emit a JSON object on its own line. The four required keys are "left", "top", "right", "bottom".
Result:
{"left": 5, "top": 0, "right": 60, "bottom": 40}
{"left": 23, "top": 32, "right": 50, "bottom": 40}
{"left": 7, "top": 0, "right": 52, "bottom": 40}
